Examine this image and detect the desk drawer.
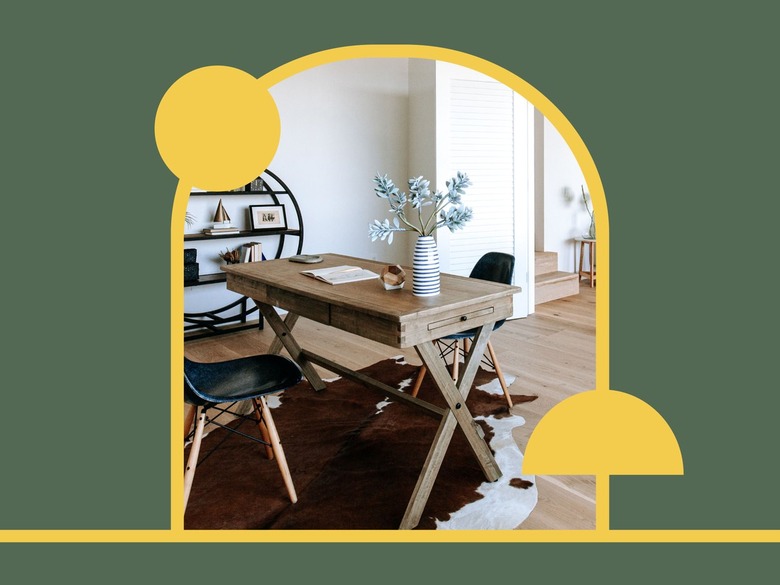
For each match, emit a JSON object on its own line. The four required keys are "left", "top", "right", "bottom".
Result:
{"left": 266, "top": 287, "right": 330, "bottom": 323}
{"left": 427, "top": 306, "right": 495, "bottom": 332}
{"left": 225, "top": 274, "right": 267, "bottom": 301}
{"left": 330, "top": 306, "right": 403, "bottom": 347}
{"left": 411, "top": 297, "right": 512, "bottom": 343}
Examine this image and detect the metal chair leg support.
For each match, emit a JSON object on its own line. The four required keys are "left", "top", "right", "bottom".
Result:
{"left": 252, "top": 401, "right": 275, "bottom": 460}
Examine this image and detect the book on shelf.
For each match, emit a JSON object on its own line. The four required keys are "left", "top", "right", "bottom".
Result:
{"left": 301, "top": 265, "right": 380, "bottom": 285}
{"left": 202, "top": 227, "right": 240, "bottom": 235}
{"left": 241, "top": 241, "right": 263, "bottom": 262}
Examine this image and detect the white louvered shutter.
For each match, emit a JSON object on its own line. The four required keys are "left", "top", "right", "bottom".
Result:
{"left": 434, "top": 63, "right": 533, "bottom": 317}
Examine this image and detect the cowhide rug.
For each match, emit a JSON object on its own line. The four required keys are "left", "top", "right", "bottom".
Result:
{"left": 184, "top": 356, "right": 537, "bottom": 530}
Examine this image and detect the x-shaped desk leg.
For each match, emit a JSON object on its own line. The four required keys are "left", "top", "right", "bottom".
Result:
{"left": 256, "top": 304, "right": 326, "bottom": 391}
{"left": 258, "top": 301, "right": 502, "bottom": 530}
{"left": 399, "top": 323, "right": 502, "bottom": 529}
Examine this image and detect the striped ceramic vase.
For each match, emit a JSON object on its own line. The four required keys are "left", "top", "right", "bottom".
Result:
{"left": 412, "top": 235, "right": 441, "bottom": 296}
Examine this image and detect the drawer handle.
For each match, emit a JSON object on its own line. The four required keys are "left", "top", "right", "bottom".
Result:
{"left": 460, "top": 316, "right": 468, "bottom": 322}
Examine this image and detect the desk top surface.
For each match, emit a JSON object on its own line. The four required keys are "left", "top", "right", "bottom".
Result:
{"left": 222, "top": 253, "right": 520, "bottom": 327}
{"left": 222, "top": 257, "right": 507, "bottom": 525}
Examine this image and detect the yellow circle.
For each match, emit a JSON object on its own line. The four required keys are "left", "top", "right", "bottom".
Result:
{"left": 154, "top": 66, "right": 280, "bottom": 191}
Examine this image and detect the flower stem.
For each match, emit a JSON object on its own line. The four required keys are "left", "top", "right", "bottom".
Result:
{"left": 581, "top": 185, "right": 593, "bottom": 219}
{"left": 398, "top": 214, "right": 422, "bottom": 234}
{"left": 421, "top": 198, "right": 448, "bottom": 235}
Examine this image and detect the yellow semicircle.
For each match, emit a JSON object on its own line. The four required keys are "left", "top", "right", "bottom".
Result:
{"left": 522, "top": 389, "right": 683, "bottom": 476}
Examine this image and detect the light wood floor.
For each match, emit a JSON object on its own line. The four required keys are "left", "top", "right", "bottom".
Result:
{"left": 184, "top": 283, "right": 596, "bottom": 530}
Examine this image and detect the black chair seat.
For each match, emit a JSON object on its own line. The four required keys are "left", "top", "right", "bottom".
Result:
{"left": 185, "top": 355, "right": 303, "bottom": 406}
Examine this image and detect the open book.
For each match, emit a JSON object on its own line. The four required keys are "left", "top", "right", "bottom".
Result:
{"left": 301, "top": 265, "right": 380, "bottom": 285}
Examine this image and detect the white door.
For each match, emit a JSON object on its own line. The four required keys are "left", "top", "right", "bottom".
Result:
{"left": 434, "top": 62, "right": 534, "bottom": 318}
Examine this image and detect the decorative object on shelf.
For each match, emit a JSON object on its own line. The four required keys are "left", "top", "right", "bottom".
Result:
{"left": 582, "top": 185, "right": 595, "bottom": 240}
{"left": 380, "top": 264, "right": 406, "bottom": 290}
{"left": 184, "top": 248, "right": 199, "bottom": 282}
{"left": 184, "top": 264, "right": 199, "bottom": 282}
{"left": 218, "top": 248, "right": 242, "bottom": 264}
{"left": 250, "top": 204, "right": 287, "bottom": 231}
{"left": 212, "top": 199, "right": 232, "bottom": 227}
{"left": 201, "top": 199, "right": 239, "bottom": 235}
{"left": 369, "top": 172, "right": 473, "bottom": 296}
{"left": 250, "top": 177, "right": 265, "bottom": 191}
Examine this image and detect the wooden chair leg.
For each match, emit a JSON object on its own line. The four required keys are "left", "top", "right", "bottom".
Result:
{"left": 184, "top": 403, "right": 196, "bottom": 442}
{"left": 451, "top": 339, "right": 460, "bottom": 383}
{"left": 410, "top": 365, "right": 427, "bottom": 398}
{"left": 486, "top": 341, "right": 513, "bottom": 408}
{"left": 256, "top": 396, "right": 297, "bottom": 504}
{"left": 252, "top": 401, "right": 275, "bottom": 460}
{"left": 412, "top": 339, "right": 513, "bottom": 410}
{"left": 184, "top": 406, "right": 207, "bottom": 511}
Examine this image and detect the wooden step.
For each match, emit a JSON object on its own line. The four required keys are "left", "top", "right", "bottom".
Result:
{"left": 536, "top": 270, "right": 580, "bottom": 305}
{"left": 535, "top": 251, "right": 558, "bottom": 276}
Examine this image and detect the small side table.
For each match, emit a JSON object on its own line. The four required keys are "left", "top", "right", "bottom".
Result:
{"left": 575, "top": 238, "right": 596, "bottom": 287}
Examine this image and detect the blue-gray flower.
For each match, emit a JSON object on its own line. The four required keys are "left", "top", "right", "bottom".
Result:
{"left": 369, "top": 172, "right": 473, "bottom": 242}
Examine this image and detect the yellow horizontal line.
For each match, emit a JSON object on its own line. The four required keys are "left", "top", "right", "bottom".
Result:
{"left": 4, "top": 529, "right": 780, "bottom": 544}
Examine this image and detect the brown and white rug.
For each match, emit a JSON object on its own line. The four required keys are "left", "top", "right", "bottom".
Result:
{"left": 184, "top": 356, "right": 537, "bottom": 530}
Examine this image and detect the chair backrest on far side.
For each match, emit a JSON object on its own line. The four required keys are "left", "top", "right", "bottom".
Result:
{"left": 469, "top": 252, "right": 515, "bottom": 285}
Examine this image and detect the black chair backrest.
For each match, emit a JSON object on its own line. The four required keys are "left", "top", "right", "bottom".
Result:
{"left": 469, "top": 252, "right": 515, "bottom": 285}
{"left": 184, "top": 357, "right": 210, "bottom": 406}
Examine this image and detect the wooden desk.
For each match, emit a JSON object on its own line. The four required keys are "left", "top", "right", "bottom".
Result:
{"left": 222, "top": 253, "right": 521, "bottom": 529}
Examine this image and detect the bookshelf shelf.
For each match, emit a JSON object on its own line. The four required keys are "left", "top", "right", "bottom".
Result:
{"left": 184, "top": 228, "right": 302, "bottom": 242}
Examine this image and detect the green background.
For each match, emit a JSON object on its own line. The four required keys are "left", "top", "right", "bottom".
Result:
{"left": 2, "top": 0, "right": 778, "bottom": 578}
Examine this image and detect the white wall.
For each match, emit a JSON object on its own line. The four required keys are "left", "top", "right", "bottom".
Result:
{"left": 540, "top": 116, "right": 591, "bottom": 272}
{"left": 268, "top": 58, "right": 412, "bottom": 263}
{"left": 407, "top": 59, "right": 437, "bottom": 188}
{"left": 184, "top": 58, "right": 412, "bottom": 314}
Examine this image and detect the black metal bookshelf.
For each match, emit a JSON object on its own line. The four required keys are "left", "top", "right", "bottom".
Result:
{"left": 184, "top": 169, "right": 304, "bottom": 340}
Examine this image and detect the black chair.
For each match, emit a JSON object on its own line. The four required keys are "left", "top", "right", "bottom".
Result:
{"left": 183, "top": 354, "right": 303, "bottom": 511}
{"left": 410, "top": 252, "right": 515, "bottom": 408}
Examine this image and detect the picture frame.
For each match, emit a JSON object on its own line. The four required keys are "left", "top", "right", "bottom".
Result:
{"left": 249, "top": 204, "right": 287, "bottom": 231}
